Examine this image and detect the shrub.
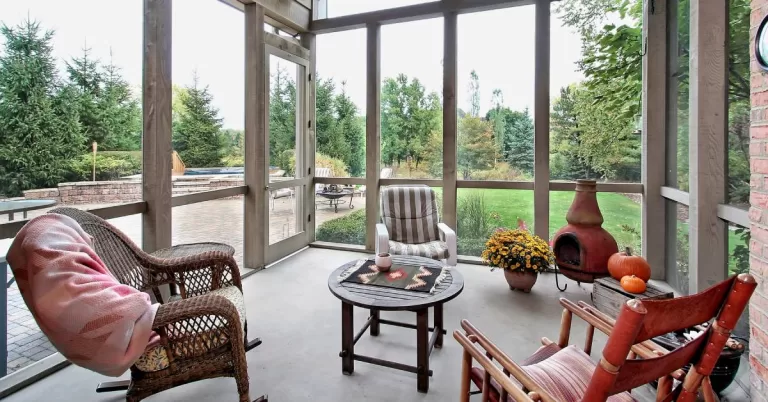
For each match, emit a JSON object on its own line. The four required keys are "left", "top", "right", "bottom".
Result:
{"left": 316, "top": 209, "right": 366, "bottom": 245}
{"left": 280, "top": 150, "right": 350, "bottom": 177}
{"left": 458, "top": 238, "right": 486, "bottom": 256}
{"left": 68, "top": 151, "right": 142, "bottom": 181}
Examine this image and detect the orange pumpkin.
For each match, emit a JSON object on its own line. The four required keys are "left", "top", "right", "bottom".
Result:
{"left": 620, "top": 275, "right": 647, "bottom": 294}
{"left": 608, "top": 247, "right": 651, "bottom": 282}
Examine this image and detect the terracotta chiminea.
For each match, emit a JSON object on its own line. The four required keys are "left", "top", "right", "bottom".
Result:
{"left": 552, "top": 180, "right": 618, "bottom": 285}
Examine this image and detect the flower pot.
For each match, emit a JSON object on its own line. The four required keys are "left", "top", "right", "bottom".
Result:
{"left": 504, "top": 270, "right": 538, "bottom": 293}
{"left": 375, "top": 253, "right": 393, "bottom": 272}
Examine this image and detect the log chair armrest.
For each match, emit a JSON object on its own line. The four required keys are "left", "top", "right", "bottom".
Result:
{"left": 454, "top": 330, "right": 536, "bottom": 402}
{"left": 375, "top": 223, "right": 390, "bottom": 256}
{"left": 460, "top": 320, "right": 557, "bottom": 402}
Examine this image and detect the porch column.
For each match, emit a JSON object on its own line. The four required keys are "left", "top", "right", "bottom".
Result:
{"left": 302, "top": 33, "right": 317, "bottom": 242}
{"left": 245, "top": 3, "right": 267, "bottom": 270}
{"left": 142, "top": 0, "right": 172, "bottom": 253}
{"left": 442, "top": 11, "right": 458, "bottom": 230}
{"left": 688, "top": 0, "right": 728, "bottom": 292}
{"left": 641, "top": 0, "right": 667, "bottom": 279}
{"left": 533, "top": 0, "right": 550, "bottom": 240}
{"left": 365, "top": 23, "right": 381, "bottom": 251}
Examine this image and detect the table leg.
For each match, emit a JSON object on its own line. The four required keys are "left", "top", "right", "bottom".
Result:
{"left": 8, "top": 212, "right": 14, "bottom": 221}
{"left": 341, "top": 302, "right": 354, "bottom": 375}
{"left": 370, "top": 309, "right": 380, "bottom": 336}
{"left": 416, "top": 308, "right": 429, "bottom": 393}
{"left": 434, "top": 303, "right": 444, "bottom": 348}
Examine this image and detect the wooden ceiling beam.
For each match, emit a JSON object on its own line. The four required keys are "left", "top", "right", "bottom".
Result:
{"left": 310, "top": 0, "right": 555, "bottom": 34}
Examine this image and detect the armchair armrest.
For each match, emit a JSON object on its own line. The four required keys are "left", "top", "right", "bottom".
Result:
{"left": 140, "top": 251, "right": 243, "bottom": 299}
{"left": 437, "top": 223, "right": 457, "bottom": 266}
{"left": 375, "top": 223, "right": 390, "bottom": 255}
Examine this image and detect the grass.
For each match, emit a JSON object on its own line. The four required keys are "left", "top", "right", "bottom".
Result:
{"left": 452, "top": 189, "right": 745, "bottom": 269}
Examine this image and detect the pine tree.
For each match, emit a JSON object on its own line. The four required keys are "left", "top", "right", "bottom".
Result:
{"left": 457, "top": 117, "right": 496, "bottom": 179}
{"left": 268, "top": 66, "right": 297, "bottom": 170}
{"left": 99, "top": 51, "right": 141, "bottom": 150}
{"left": 504, "top": 108, "right": 535, "bottom": 175}
{"left": 66, "top": 46, "right": 104, "bottom": 146}
{"left": 173, "top": 75, "right": 224, "bottom": 167}
{"left": 0, "top": 20, "right": 83, "bottom": 196}
{"left": 335, "top": 83, "right": 364, "bottom": 176}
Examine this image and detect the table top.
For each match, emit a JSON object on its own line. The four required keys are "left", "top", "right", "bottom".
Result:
{"left": 317, "top": 190, "right": 352, "bottom": 198}
{"left": 0, "top": 199, "right": 56, "bottom": 214}
{"left": 328, "top": 255, "right": 464, "bottom": 311}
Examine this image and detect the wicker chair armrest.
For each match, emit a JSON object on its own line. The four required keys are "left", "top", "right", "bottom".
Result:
{"left": 151, "top": 293, "right": 246, "bottom": 365}
{"left": 140, "top": 252, "right": 243, "bottom": 298}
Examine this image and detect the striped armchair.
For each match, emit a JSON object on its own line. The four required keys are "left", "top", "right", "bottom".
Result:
{"left": 376, "top": 185, "right": 457, "bottom": 266}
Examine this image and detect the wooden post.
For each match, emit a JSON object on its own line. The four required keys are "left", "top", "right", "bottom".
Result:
{"left": 443, "top": 11, "right": 458, "bottom": 230}
{"left": 365, "top": 23, "right": 381, "bottom": 251}
{"left": 92, "top": 141, "right": 98, "bottom": 181}
{"left": 302, "top": 33, "right": 317, "bottom": 243}
{"left": 533, "top": 0, "right": 550, "bottom": 240}
{"left": 642, "top": 0, "right": 667, "bottom": 279}
{"left": 664, "top": 0, "right": 680, "bottom": 288}
{"left": 245, "top": 3, "right": 267, "bottom": 270}
{"left": 142, "top": 0, "right": 172, "bottom": 254}
{"left": 688, "top": 0, "right": 728, "bottom": 292}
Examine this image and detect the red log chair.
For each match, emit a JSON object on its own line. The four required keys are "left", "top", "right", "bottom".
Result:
{"left": 454, "top": 274, "right": 757, "bottom": 402}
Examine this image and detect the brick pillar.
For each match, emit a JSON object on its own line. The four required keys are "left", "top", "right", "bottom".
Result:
{"left": 751, "top": 1, "right": 768, "bottom": 399}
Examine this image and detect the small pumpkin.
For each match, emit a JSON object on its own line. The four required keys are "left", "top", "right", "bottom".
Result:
{"left": 608, "top": 247, "right": 651, "bottom": 282}
{"left": 620, "top": 275, "right": 647, "bottom": 294}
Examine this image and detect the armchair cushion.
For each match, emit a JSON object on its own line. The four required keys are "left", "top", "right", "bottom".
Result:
{"left": 388, "top": 240, "right": 449, "bottom": 261}
{"left": 380, "top": 186, "right": 440, "bottom": 243}
{"left": 134, "top": 286, "right": 246, "bottom": 372}
{"left": 469, "top": 345, "right": 635, "bottom": 402}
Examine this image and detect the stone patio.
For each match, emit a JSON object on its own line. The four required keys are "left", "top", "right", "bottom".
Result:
{"left": 3, "top": 194, "right": 365, "bottom": 374}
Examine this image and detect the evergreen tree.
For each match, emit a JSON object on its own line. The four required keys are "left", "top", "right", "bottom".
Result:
{"left": 99, "top": 51, "right": 141, "bottom": 150}
{"left": 550, "top": 85, "right": 591, "bottom": 180}
{"left": 0, "top": 20, "right": 83, "bottom": 196}
{"left": 335, "top": 83, "right": 365, "bottom": 176}
{"left": 268, "top": 66, "right": 297, "bottom": 170}
{"left": 173, "top": 75, "right": 224, "bottom": 167}
{"left": 66, "top": 46, "right": 104, "bottom": 146}
{"left": 503, "top": 108, "right": 535, "bottom": 175}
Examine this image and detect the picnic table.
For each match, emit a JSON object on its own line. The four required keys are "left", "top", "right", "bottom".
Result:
{"left": 0, "top": 200, "right": 57, "bottom": 221}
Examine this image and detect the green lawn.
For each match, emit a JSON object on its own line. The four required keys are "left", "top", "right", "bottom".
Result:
{"left": 316, "top": 187, "right": 747, "bottom": 274}
{"left": 453, "top": 189, "right": 745, "bottom": 269}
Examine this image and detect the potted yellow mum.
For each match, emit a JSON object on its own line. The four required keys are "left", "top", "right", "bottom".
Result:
{"left": 481, "top": 224, "right": 553, "bottom": 293}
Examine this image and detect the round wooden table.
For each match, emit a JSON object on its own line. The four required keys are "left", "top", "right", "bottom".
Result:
{"left": 328, "top": 255, "right": 464, "bottom": 393}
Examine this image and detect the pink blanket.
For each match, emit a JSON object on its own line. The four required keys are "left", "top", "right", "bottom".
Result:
{"left": 7, "top": 213, "right": 159, "bottom": 376}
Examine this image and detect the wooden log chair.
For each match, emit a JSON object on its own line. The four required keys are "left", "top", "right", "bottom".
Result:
{"left": 49, "top": 207, "right": 265, "bottom": 402}
{"left": 454, "top": 274, "right": 757, "bottom": 402}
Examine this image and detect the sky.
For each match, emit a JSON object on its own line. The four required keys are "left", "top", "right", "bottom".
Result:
{"left": 0, "top": 0, "right": 583, "bottom": 130}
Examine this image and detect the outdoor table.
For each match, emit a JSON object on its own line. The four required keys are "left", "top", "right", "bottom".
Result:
{"left": 328, "top": 255, "right": 464, "bottom": 393}
{"left": 0, "top": 200, "right": 57, "bottom": 221}
{"left": 316, "top": 189, "right": 354, "bottom": 213}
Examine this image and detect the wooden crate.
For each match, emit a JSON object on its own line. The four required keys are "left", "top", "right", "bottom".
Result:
{"left": 592, "top": 277, "right": 674, "bottom": 318}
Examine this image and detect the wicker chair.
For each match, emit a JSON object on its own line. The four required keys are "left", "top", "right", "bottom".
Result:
{"left": 49, "top": 207, "right": 264, "bottom": 402}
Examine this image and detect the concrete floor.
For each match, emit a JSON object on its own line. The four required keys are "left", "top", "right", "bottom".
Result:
{"left": 2, "top": 248, "right": 749, "bottom": 401}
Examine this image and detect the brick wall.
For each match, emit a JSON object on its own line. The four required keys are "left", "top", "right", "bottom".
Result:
{"left": 751, "top": 0, "right": 768, "bottom": 399}
{"left": 22, "top": 177, "right": 246, "bottom": 204}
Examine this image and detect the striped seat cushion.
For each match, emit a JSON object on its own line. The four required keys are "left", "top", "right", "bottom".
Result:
{"left": 380, "top": 186, "right": 440, "bottom": 244}
{"left": 389, "top": 240, "right": 449, "bottom": 260}
{"left": 469, "top": 344, "right": 636, "bottom": 402}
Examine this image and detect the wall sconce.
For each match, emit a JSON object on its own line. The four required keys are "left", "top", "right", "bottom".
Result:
{"left": 756, "top": 13, "right": 768, "bottom": 71}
